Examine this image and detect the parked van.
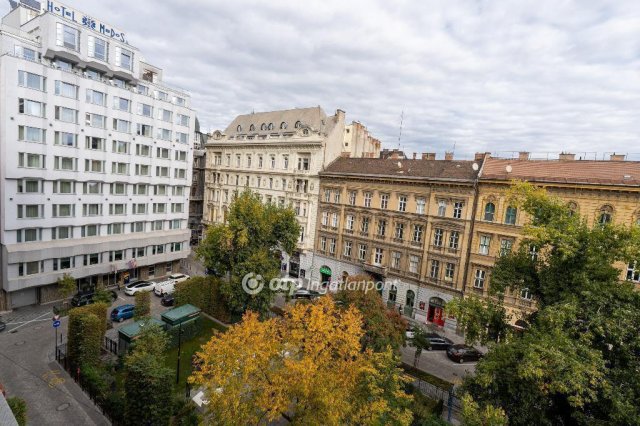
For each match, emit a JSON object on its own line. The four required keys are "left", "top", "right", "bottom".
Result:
{"left": 110, "top": 304, "right": 135, "bottom": 322}
{"left": 154, "top": 279, "right": 176, "bottom": 296}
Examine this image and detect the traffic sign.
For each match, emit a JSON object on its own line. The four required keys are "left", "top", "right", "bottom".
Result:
{"left": 52, "top": 320, "right": 61, "bottom": 328}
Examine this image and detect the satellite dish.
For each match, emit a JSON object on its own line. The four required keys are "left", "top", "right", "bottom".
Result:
{"left": 472, "top": 163, "right": 479, "bottom": 171}
{"left": 506, "top": 165, "right": 513, "bottom": 173}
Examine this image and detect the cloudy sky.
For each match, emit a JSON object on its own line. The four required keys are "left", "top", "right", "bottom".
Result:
{"left": 4, "top": 0, "right": 640, "bottom": 159}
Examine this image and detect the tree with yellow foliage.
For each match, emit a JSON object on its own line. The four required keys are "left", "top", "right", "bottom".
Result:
{"left": 189, "top": 297, "right": 412, "bottom": 425}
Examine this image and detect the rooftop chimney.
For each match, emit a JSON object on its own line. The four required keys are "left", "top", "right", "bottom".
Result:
{"left": 444, "top": 151, "right": 454, "bottom": 161}
{"left": 474, "top": 152, "right": 489, "bottom": 161}
{"left": 422, "top": 152, "right": 436, "bottom": 161}
{"left": 518, "top": 151, "right": 530, "bottom": 161}
{"left": 610, "top": 153, "right": 626, "bottom": 161}
{"left": 559, "top": 152, "right": 575, "bottom": 161}
{"left": 390, "top": 151, "right": 400, "bottom": 160}
{"left": 412, "top": 153, "right": 417, "bottom": 160}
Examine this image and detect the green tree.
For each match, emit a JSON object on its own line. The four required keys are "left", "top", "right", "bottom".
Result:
{"left": 92, "top": 285, "right": 113, "bottom": 305}
{"left": 67, "top": 307, "right": 103, "bottom": 368}
{"left": 133, "top": 291, "right": 151, "bottom": 320}
{"left": 460, "top": 182, "right": 640, "bottom": 425}
{"left": 336, "top": 275, "right": 407, "bottom": 352}
{"left": 124, "top": 321, "right": 174, "bottom": 425}
{"left": 196, "top": 190, "right": 300, "bottom": 316}
{"left": 56, "top": 273, "right": 76, "bottom": 299}
{"left": 446, "top": 296, "right": 510, "bottom": 346}
{"left": 6, "top": 397, "right": 27, "bottom": 426}
{"left": 460, "top": 394, "right": 507, "bottom": 426}
{"left": 174, "top": 276, "right": 232, "bottom": 322}
{"left": 407, "top": 326, "right": 431, "bottom": 368}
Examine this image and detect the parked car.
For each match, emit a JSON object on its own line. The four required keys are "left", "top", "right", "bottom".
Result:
{"left": 0, "top": 318, "right": 6, "bottom": 332}
{"left": 161, "top": 294, "right": 175, "bottom": 307}
{"left": 71, "top": 292, "right": 94, "bottom": 307}
{"left": 168, "top": 273, "right": 190, "bottom": 283}
{"left": 154, "top": 279, "right": 176, "bottom": 296}
{"left": 278, "top": 277, "right": 303, "bottom": 292}
{"left": 424, "top": 333, "right": 454, "bottom": 350}
{"left": 446, "top": 344, "right": 484, "bottom": 363}
{"left": 110, "top": 304, "right": 135, "bottom": 322}
{"left": 124, "top": 281, "right": 155, "bottom": 296}
{"left": 292, "top": 288, "right": 321, "bottom": 300}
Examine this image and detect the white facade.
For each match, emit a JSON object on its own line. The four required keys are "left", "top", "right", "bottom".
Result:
{"left": 0, "top": 2, "right": 195, "bottom": 309}
{"left": 204, "top": 107, "right": 347, "bottom": 279}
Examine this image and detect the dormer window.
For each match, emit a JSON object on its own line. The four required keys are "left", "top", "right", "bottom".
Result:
{"left": 250, "top": 124, "right": 255, "bottom": 131}
{"left": 303, "top": 129, "right": 309, "bottom": 136}
{"left": 260, "top": 123, "right": 267, "bottom": 131}
{"left": 237, "top": 125, "right": 242, "bottom": 132}
{"left": 295, "top": 121, "right": 302, "bottom": 129}
{"left": 268, "top": 123, "right": 274, "bottom": 130}
{"left": 280, "top": 122, "right": 288, "bottom": 129}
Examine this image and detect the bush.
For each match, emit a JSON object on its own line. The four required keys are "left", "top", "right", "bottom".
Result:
{"left": 68, "top": 307, "right": 103, "bottom": 368}
{"left": 134, "top": 292, "right": 151, "bottom": 319}
{"left": 406, "top": 383, "right": 446, "bottom": 426}
{"left": 6, "top": 397, "right": 27, "bottom": 426}
{"left": 174, "top": 276, "right": 232, "bottom": 322}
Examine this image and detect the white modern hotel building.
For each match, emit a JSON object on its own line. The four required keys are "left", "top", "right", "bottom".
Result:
{"left": 0, "top": 1, "right": 195, "bottom": 309}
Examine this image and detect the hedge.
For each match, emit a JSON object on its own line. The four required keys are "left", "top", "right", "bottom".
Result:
{"left": 173, "top": 276, "right": 232, "bottom": 323}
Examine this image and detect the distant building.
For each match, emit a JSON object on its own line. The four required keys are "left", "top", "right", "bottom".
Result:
{"left": 189, "top": 118, "right": 206, "bottom": 244}
{"left": 0, "top": 1, "right": 195, "bottom": 310}
{"left": 342, "top": 121, "right": 380, "bottom": 158}
{"left": 379, "top": 148, "right": 407, "bottom": 160}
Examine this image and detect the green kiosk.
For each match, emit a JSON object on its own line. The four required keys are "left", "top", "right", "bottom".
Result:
{"left": 117, "top": 318, "right": 166, "bottom": 355}
{"left": 161, "top": 304, "right": 202, "bottom": 345}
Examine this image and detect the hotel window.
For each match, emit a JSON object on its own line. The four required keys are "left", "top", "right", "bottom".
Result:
{"left": 430, "top": 260, "right": 440, "bottom": 279}
{"left": 176, "top": 131, "right": 188, "bottom": 143}
{"left": 394, "top": 223, "right": 404, "bottom": 239}
{"left": 53, "top": 257, "right": 75, "bottom": 271}
{"left": 55, "top": 81, "right": 78, "bottom": 99}
{"left": 18, "top": 261, "right": 43, "bottom": 276}
{"left": 52, "top": 204, "right": 74, "bottom": 218}
{"left": 18, "top": 71, "right": 46, "bottom": 91}
{"left": 173, "top": 186, "right": 184, "bottom": 196}
{"left": 52, "top": 180, "right": 72, "bottom": 194}
{"left": 153, "top": 203, "right": 167, "bottom": 213}
{"left": 20, "top": 99, "right": 46, "bottom": 117}
{"left": 413, "top": 224, "right": 423, "bottom": 243}
{"left": 113, "top": 97, "right": 131, "bottom": 112}
{"left": 113, "top": 119, "right": 131, "bottom": 133}
{"left": 374, "top": 248, "right": 384, "bottom": 265}
{"left": 171, "top": 203, "right": 184, "bottom": 213}
{"left": 84, "top": 253, "right": 101, "bottom": 266}
{"left": 433, "top": 228, "right": 443, "bottom": 247}
{"left": 134, "top": 184, "right": 148, "bottom": 195}
{"left": 112, "top": 182, "right": 128, "bottom": 194}
{"left": 85, "top": 159, "right": 104, "bottom": 173}
{"left": 156, "top": 128, "right": 172, "bottom": 141}
{"left": 174, "top": 96, "right": 186, "bottom": 106}
{"left": 82, "top": 204, "right": 102, "bottom": 216}
{"left": 416, "top": 197, "right": 426, "bottom": 214}
{"left": 86, "top": 89, "right": 107, "bottom": 106}
{"left": 81, "top": 225, "right": 99, "bottom": 237}
{"left": 445, "top": 263, "right": 455, "bottom": 280}
{"left": 154, "top": 90, "right": 169, "bottom": 101}
{"left": 158, "top": 108, "right": 173, "bottom": 122}
{"left": 484, "top": 202, "right": 496, "bottom": 221}
{"left": 14, "top": 45, "right": 37, "bottom": 61}
{"left": 115, "top": 46, "right": 133, "bottom": 70}
{"left": 107, "top": 224, "right": 125, "bottom": 235}
{"left": 152, "top": 220, "right": 164, "bottom": 231}
{"left": 53, "top": 131, "right": 76, "bottom": 147}
{"left": 138, "top": 103, "right": 153, "bottom": 117}
{"left": 54, "top": 156, "right": 77, "bottom": 171}
{"left": 361, "top": 217, "right": 370, "bottom": 234}
{"left": 479, "top": 235, "right": 491, "bottom": 255}
{"left": 134, "top": 164, "right": 149, "bottom": 176}
{"left": 112, "top": 141, "right": 129, "bottom": 154}
{"left": 169, "top": 219, "right": 182, "bottom": 229}
{"left": 174, "top": 168, "right": 186, "bottom": 179}
{"left": 156, "top": 147, "right": 170, "bottom": 159}
{"left": 329, "top": 238, "right": 336, "bottom": 255}
{"left": 453, "top": 202, "right": 464, "bottom": 219}
{"left": 391, "top": 251, "right": 401, "bottom": 269}
{"left": 176, "top": 114, "right": 190, "bottom": 126}
{"left": 320, "top": 236, "right": 326, "bottom": 252}
{"left": 16, "top": 228, "right": 42, "bottom": 243}
{"left": 499, "top": 239, "right": 513, "bottom": 256}
{"left": 130, "top": 221, "right": 145, "bottom": 233}
{"left": 343, "top": 241, "right": 352, "bottom": 257}
{"left": 135, "top": 144, "right": 151, "bottom": 157}
{"left": 409, "top": 255, "right": 420, "bottom": 274}
{"left": 52, "top": 226, "right": 72, "bottom": 240}
{"left": 86, "top": 113, "right": 107, "bottom": 129}
{"left": 109, "top": 250, "right": 125, "bottom": 262}
{"left": 133, "top": 204, "right": 147, "bottom": 214}
{"left": 109, "top": 203, "right": 126, "bottom": 215}
{"left": 437, "top": 200, "right": 447, "bottom": 217}
{"left": 474, "top": 270, "right": 486, "bottom": 289}
{"left": 380, "top": 194, "right": 389, "bottom": 209}
{"left": 83, "top": 182, "right": 101, "bottom": 194}
{"left": 364, "top": 192, "right": 372, "bottom": 208}
{"left": 505, "top": 206, "right": 517, "bottom": 225}
{"left": 19, "top": 126, "right": 46, "bottom": 143}
{"left": 349, "top": 191, "right": 357, "bottom": 205}
{"left": 398, "top": 195, "right": 407, "bottom": 212}
{"left": 88, "top": 36, "right": 108, "bottom": 61}
{"left": 86, "top": 136, "right": 106, "bottom": 151}
{"left": 155, "top": 185, "right": 167, "bottom": 196}
{"left": 18, "top": 153, "right": 45, "bottom": 169}
{"left": 17, "top": 204, "right": 43, "bottom": 219}
{"left": 358, "top": 244, "right": 367, "bottom": 261}
{"left": 449, "top": 231, "right": 459, "bottom": 250}
{"left": 137, "top": 124, "right": 153, "bottom": 137}
{"left": 156, "top": 166, "right": 169, "bottom": 177}
{"left": 18, "top": 179, "right": 43, "bottom": 193}
{"left": 377, "top": 219, "right": 387, "bottom": 237}
{"left": 346, "top": 215, "right": 354, "bottom": 231}
{"left": 56, "top": 23, "right": 79, "bottom": 51}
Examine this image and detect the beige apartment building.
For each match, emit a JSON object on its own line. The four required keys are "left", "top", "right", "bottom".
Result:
{"left": 203, "top": 107, "right": 380, "bottom": 278}
{"left": 313, "top": 155, "right": 482, "bottom": 330}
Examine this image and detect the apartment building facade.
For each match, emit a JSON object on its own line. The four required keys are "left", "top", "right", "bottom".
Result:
{"left": 0, "top": 1, "right": 195, "bottom": 310}
{"left": 189, "top": 119, "right": 207, "bottom": 244}
{"left": 314, "top": 156, "right": 481, "bottom": 329}
{"left": 203, "top": 107, "right": 380, "bottom": 278}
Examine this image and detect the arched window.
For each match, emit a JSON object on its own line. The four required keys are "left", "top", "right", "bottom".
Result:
{"left": 567, "top": 201, "right": 578, "bottom": 217}
{"left": 236, "top": 125, "right": 242, "bottom": 132}
{"left": 302, "top": 129, "right": 309, "bottom": 136}
{"left": 267, "top": 123, "right": 274, "bottom": 130}
{"left": 260, "top": 123, "right": 267, "bottom": 131}
{"left": 294, "top": 121, "right": 302, "bottom": 129}
{"left": 598, "top": 205, "right": 613, "bottom": 225}
{"left": 404, "top": 290, "right": 415, "bottom": 317}
{"left": 388, "top": 284, "right": 397, "bottom": 303}
{"left": 484, "top": 202, "right": 496, "bottom": 221}
{"left": 249, "top": 124, "right": 255, "bottom": 131}
{"left": 504, "top": 206, "right": 517, "bottom": 225}
{"left": 280, "top": 122, "right": 288, "bottom": 130}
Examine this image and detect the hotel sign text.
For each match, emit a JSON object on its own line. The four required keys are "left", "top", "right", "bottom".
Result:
{"left": 43, "top": 1, "right": 128, "bottom": 44}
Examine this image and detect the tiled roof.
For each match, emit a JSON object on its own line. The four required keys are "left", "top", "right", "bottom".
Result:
{"left": 224, "top": 106, "right": 329, "bottom": 136}
{"left": 481, "top": 158, "right": 640, "bottom": 186}
{"left": 321, "top": 157, "right": 481, "bottom": 181}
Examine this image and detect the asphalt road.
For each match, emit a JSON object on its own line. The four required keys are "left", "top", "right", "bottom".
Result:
{"left": 401, "top": 345, "right": 477, "bottom": 385}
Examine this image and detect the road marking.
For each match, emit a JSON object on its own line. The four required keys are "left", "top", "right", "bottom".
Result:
{"left": 5, "top": 311, "right": 53, "bottom": 332}
{"left": 42, "top": 370, "right": 65, "bottom": 388}
{"left": 5, "top": 318, "right": 52, "bottom": 325}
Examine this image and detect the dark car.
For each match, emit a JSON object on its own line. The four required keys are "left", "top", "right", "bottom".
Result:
{"left": 424, "top": 333, "right": 454, "bottom": 351}
{"left": 0, "top": 319, "right": 6, "bottom": 332}
{"left": 71, "top": 293, "right": 94, "bottom": 307}
{"left": 446, "top": 344, "right": 484, "bottom": 363}
{"left": 161, "top": 294, "right": 175, "bottom": 307}
{"left": 292, "top": 288, "right": 321, "bottom": 300}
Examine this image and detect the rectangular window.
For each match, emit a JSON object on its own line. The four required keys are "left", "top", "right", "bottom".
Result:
{"left": 56, "top": 23, "right": 79, "bottom": 51}
{"left": 346, "top": 215, "right": 354, "bottom": 231}
{"left": 500, "top": 239, "right": 513, "bottom": 256}
{"left": 626, "top": 262, "right": 640, "bottom": 282}
{"left": 52, "top": 204, "right": 74, "bottom": 218}
{"left": 116, "top": 46, "right": 133, "bottom": 70}
{"left": 85, "top": 159, "right": 104, "bottom": 173}
{"left": 20, "top": 98, "right": 46, "bottom": 117}
{"left": 171, "top": 203, "right": 184, "bottom": 213}
{"left": 320, "top": 236, "right": 327, "bottom": 252}
{"left": 19, "top": 126, "right": 46, "bottom": 143}
{"left": 17, "top": 228, "right": 41, "bottom": 243}
{"left": 130, "top": 222, "right": 145, "bottom": 233}
{"left": 113, "top": 97, "right": 131, "bottom": 112}
{"left": 358, "top": 244, "right": 367, "bottom": 261}
{"left": 176, "top": 132, "right": 188, "bottom": 144}
{"left": 361, "top": 217, "right": 370, "bottom": 234}
{"left": 377, "top": 219, "right": 387, "bottom": 237}
{"left": 86, "top": 136, "right": 106, "bottom": 151}
{"left": 83, "top": 182, "right": 101, "bottom": 194}
{"left": 112, "top": 162, "right": 128, "bottom": 175}
{"left": 453, "top": 202, "right": 464, "bottom": 219}
{"left": 86, "top": 113, "right": 107, "bottom": 129}
{"left": 18, "top": 70, "right": 46, "bottom": 91}
{"left": 416, "top": 198, "right": 426, "bottom": 214}
{"left": 155, "top": 185, "right": 167, "bottom": 196}
{"left": 176, "top": 114, "right": 189, "bottom": 126}
{"left": 152, "top": 221, "right": 164, "bottom": 231}
{"left": 135, "top": 144, "right": 151, "bottom": 157}
{"left": 174, "top": 96, "right": 186, "bottom": 106}
{"left": 55, "top": 106, "right": 77, "bottom": 123}
{"left": 88, "top": 36, "right": 108, "bottom": 61}
{"left": 155, "top": 90, "right": 169, "bottom": 101}
{"left": 398, "top": 195, "right": 407, "bottom": 212}
{"left": 380, "top": 194, "right": 389, "bottom": 209}
{"left": 110, "top": 183, "right": 127, "bottom": 196}
{"left": 175, "top": 151, "right": 187, "bottom": 162}
{"left": 433, "top": 228, "right": 443, "bottom": 247}
{"left": 17, "top": 204, "right": 43, "bottom": 219}
{"left": 134, "top": 184, "right": 148, "bottom": 195}
{"left": 409, "top": 255, "right": 420, "bottom": 274}
{"left": 53, "top": 180, "right": 73, "bottom": 194}
{"left": 374, "top": 248, "right": 384, "bottom": 265}
{"left": 364, "top": 192, "right": 372, "bottom": 208}
{"left": 108, "top": 224, "right": 125, "bottom": 236}
{"left": 137, "top": 124, "right": 153, "bottom": 137}
{"left": 449, "top": 231, "right": 460, "bottom": 249}
{"left": 437, "top": 200, "right": 447, "bottom": 217}
{"left": 172, "top": 186, "right": 184, "bottom": 196}
{"left": 331, "top": 212, "right": 338, "bottom": 228}
{"left": 158, "top": 108, "right": 173, "bottom": 122}
{"left": 474, "top": 269, "right": 486, "bottom": 288}
{"left": 52, "top": 131, "right": 75, "bottom": 147}
{"left": 54, "top": 156, "right": 76, "bottom": 171}
{"left": 153, "top": 203, "right": 167, "bottom": 213}
{"left": 82, "top": 204, "right": 102, "bottom": 216}
{"left": 445, "top": 263, "right": 456, "bottom": 280}
{"left": 19, "top": 261, "right": 42, "bottom": 276}
{"left": 349, "top": 191, "right": 357, "bottom": 206}
{"left": 55, "top": 80, "right": 78, "bottom": 99}
{"left": 430, "top": 260, "right": 440, "bottom": 279}
{"left": 169, "top": 219, "right": 182, "bottom": 229}
{"left": 394, "top": 223, "right": 404, "bottom": 240}
{"left": 297, "top": 157, "right": 310, "bottom": 171}
{"left": 138, "top": 103, "right": 153, "bottom": 117}
{"left": 343, "top": 241, "right": 352, "bottom": 257}
{"left": 479, "top": 235, "right": 491, "bottom": 255}
{"left": 171, "top": 242, "right": 182, "bottom": 252}
{"left": 391, "top": 251, "right": 401, "bottom": 269}
{"left": 84, "top": 253, "right": 101, "bottom": 266}
{"left": 17, "top": 179, "right": 42, "bottom": 193}
{"left": 86, "top": 89, "right": 107, "bottom": 106}
{"left": 137, "top": 84, "right": 149, "bottom": 95}
{"left": 15, "top": 45, "right": 37, "bottom": 61}
{"left": 113, "top": 119, "right": 131, "bottom": 133}
{"left": 413, "top": 225, "right": 423, "bottom": 243}
{"left": 109, "top": 250, "right": 125, "bottom": 261}
{"left": 18, "top": 153, "right": 45, "bottom": 169}
{"left": 174, "top": 168, "right": 186, "bottom": 179}
{"left": 329, "top": 238, "right": 336, "bottom": 255}
{"left": 81, "top": 225, "right": 99, "bottom": 237}
{"left": 156, "top": 128, "right": 172, "bottom": 141}
{"left": 112, "top": 141, "right": 129, "bottom": 154}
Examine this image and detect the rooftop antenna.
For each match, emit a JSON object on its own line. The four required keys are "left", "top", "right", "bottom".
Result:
{"left": 451, "top": 141, "right": 456, "bottom": 156}
{"left": 397, "top": 110, "right": 404, "bottom": 149}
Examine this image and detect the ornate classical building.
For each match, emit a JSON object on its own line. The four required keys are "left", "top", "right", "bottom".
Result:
{"left": 314, "top": 156, "right": 482, "bottom": 329}
{"left": 203, "top": 107, "right": 380, "bottom": 278}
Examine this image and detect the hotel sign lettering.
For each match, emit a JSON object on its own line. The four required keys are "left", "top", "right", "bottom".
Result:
{"left": 43, "top": 1, "right": 128, "bottom": 44}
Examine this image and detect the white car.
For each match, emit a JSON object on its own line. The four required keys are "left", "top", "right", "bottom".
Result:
{"left": 154, "top": 279, "right": 176, "bottom": 296}
{"left": 124, "top": 281, "right": 155, "bottom": 296}
{"left": 279, "top": 277, "right": 303, "bottom": 292}
{"left": 168, "top": 273, "right": 190, "bottom": 283}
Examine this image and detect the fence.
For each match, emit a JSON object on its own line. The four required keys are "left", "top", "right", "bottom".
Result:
{"left": 103, "top": 336, "right": 118, "bottom": 355}
{"left": 409, "top": 376, "right": 463, "bottom": 422}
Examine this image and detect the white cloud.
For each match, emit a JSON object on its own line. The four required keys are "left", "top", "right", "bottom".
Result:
{"left": 3, "top": 0, "right": 639, "bottom": 159}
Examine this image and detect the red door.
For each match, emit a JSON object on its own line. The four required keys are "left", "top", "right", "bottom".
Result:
{"left": 433, "top": 307, "right": 445, "bottom": 326}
